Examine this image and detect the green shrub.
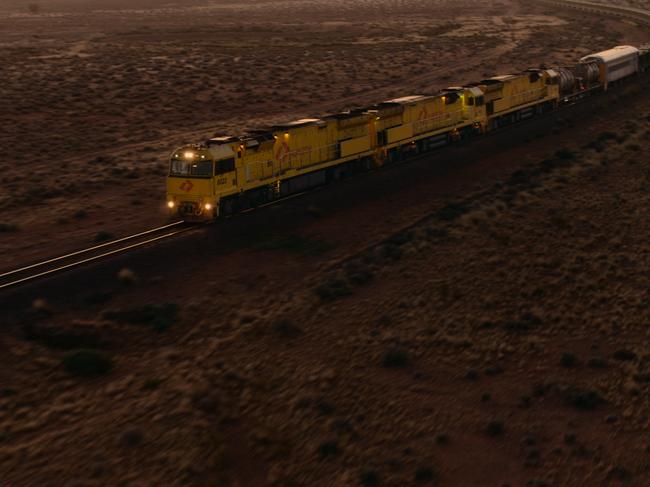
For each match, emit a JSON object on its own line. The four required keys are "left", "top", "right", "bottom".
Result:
{"left": 344, "top": 260, "right": 374, "bottom": 285}
{"left": 555, "top": 148, "right": 576, "bottom": 160}
{"left": 314, "top": 278, "right": 351, "bottom": 301}
{"left": 317, "top": 440, "right": 340, "bottom": 458}
{"left": 435, "top": 433, "right": 450, "bottom": 445}
{"left": 414, "top": 466, "right": 435, "bottom": 482}
{"left": 598, "top": 131, "right": 618, "bottom": 142}
{"left": 94, "top": 231, "right": 114, "bottom": 243}
{"left": 63, "top": 350, "right": 112, "bottom": 377}
{"left": 560, "top": 353, "right": 577, "bottom": 368}
{"left": 360, "top": 470, "right": 379, "bottom": 487}
{"left": 0, "top": 223, "right": 18, "bottom": 232}
{"left": 563, "top": 386, "right": 603, "bottom": 411}
{"left": 587, "top": 357, "right": 607, "bottom": 369}
{"left": 612, "top": 349, "right": 636, "bottom": 361}
{"left": 381, "top": 243, "right": 403, "bottom": 261}
{"left": 142, "top": 378, "right": 163, "bottom": 390}
{"left": 382, "top": 348, "right": 409, "bottom": 368}
{"left": 486, "top": 420, "right": 504, "bottom": 437}
{"left": 272, "top": 319, "right": 303, "bottom": 339}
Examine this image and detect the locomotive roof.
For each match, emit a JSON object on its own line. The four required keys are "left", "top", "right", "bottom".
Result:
{"left": 323, "top": 109, "right": 369, "bottom": 121}
{"left": 386, "top": 95, "right": 429, "bottom": 104}
{"left": 272, "top": 118, "right": 325, "bottom": 129}
{"left": 206, "top": 136, "right": 238, "bottom": 146}
{"left": 580, "top": 45, "right": 639, "bottom": 64}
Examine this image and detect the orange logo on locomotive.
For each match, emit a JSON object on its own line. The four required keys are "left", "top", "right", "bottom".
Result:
{"left": 275, "top": 141, "right": 290, "bottom": 162}
{"left": 414, "top": 105, "right": 429, "bottom": 132}
{"left": 180, "top": 180, "right": 194, "bottom": 192}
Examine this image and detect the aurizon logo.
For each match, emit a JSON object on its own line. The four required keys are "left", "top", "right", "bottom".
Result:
{"left": 418, "top": 105, "right": 428, "bottom": 121}
{"left": 275, "top": 141, "right": 290, "bottom": 162}
{"left": 180, "top": 180, "right": 194, "bottom": 192}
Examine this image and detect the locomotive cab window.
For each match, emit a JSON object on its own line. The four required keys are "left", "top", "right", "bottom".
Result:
{"left": 215, "top": 157, "right": 235, "bottom": 175}
{"left": 170, "top": 158, "right": 213, "bottom": 178}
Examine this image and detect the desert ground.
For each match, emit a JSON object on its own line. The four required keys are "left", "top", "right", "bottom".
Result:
{"left": 2, "top": 0, "right": 650, "bottom": 486}
{"left": 3, "top": 79, "right": 650, "bottom": 486}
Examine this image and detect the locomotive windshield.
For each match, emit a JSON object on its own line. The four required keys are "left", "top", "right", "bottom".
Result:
{"left": 169, "top": 159, "right": 213, "bottom": 178}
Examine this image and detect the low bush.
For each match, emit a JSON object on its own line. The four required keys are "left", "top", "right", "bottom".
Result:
{"left": 587, "top": 357, "right": 607, "bottom": 369}
{"left": 502, "top": 312, "right": 542, "bottom": 333}
{"left": 381, "top": 243, "right": 403, "bottom": 261}
{"left": 272, "top": 319, "right": 303, "bottom": 339}
{"left": 314, "top": 277, "right": 351, "bottom": 301}
{"left": 94, "top": 231, "right": 114, "bottom": 243}
{"left": 555, "top": 147, "right": 576, "bottom": 160}
{"left": 486, "top": 420, "right": 504, "bottom": 437}
{"left": 435, "top": 433, "right": 450, "bottom": 445}
{"left": 560, "top": 353, "right": 577, "bottom": 368}
{"left": 63, "top": 349, "right": 112, "bottom": 377}
{"left": 414, "top": 466, "right": 435, "bottom": 483}
{"left": 563, "top": 386, "right": 603, "bottom": 411}
{"left": 360, "top": 470, "right": 379, "bottom": 487}
{"left": 0, "top": 223, "right": 18, "bottom": 232}
{"left": 598, "top": 131, "right": 618, "bottom": 142}
{"left": 612, "top": 349, "right": 637, "bottom": 361}
{"left": 317, "top": 439, "right": 340, "bottom": 458}
{"left": 381, "top": 348, "right": 410, "bottom": 368}
{"left": 142, "top": 378, "right": 164, "bottom": 390}
{"left": 344, "top": 260, "right": 374, "bottom": 285}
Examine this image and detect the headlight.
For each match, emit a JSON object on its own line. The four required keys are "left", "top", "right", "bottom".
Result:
{"left": 167, "top": 201, "right": 175, "bottom": 209}
{"left": 204, "top": 203, "right": 212, "bottom": 211}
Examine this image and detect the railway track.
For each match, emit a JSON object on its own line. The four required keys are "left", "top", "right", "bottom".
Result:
{"left": 0, "top": 221, "right": 191, "bottom": 291}
{"left": 539, "top": 0, "right": 650, "bottom": 25}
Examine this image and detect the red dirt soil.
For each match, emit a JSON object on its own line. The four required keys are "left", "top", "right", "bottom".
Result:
{"left": 2, "top": 1, "right": 650, "bottom": 486}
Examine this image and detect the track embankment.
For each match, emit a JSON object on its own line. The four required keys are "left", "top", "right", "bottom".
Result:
{"left": 539, "top": 0, "right": 650, "bottom": 26}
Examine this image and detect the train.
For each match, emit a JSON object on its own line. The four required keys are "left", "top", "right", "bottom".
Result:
{"left": 166, "top": 44, "right": 650, "bottom": 221}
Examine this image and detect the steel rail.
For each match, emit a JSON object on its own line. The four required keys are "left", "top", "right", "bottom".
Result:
{"left": 0, "top": 222, "right": 188, "bottom": 290}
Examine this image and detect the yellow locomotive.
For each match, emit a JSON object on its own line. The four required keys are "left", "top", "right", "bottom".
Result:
{"left": 165, "top": 66, "right": 566, "bottom": 220}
